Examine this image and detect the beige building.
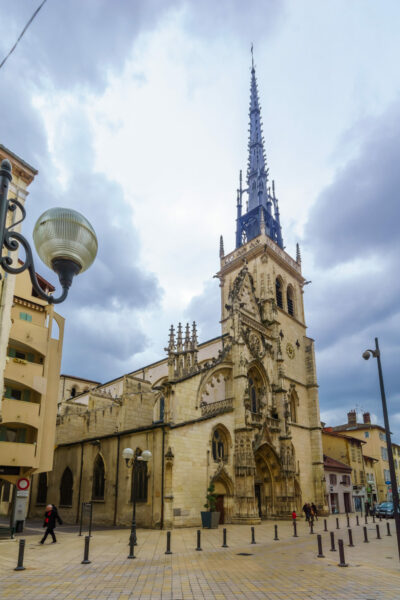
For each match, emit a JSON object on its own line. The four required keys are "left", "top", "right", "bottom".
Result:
{"left": 322, "top": 429, "right": 366, "bottom": 511}
{"left": 30, "top": 58, "right": 327, "bottom": 527}
{"left": 323, "top": 455, "right": 353, "bottom": 514}
{"left": 58, "top": 374, "right": 101, "bottom": 412}
{"left": 331, "top": 411, "right": 400, "bottom": 503}
{"left": 0, "top": 147, "right": 65, "bottom": 516}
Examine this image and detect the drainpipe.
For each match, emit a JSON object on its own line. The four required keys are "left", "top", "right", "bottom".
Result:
{"left": 76, "top": 442, "right": 84, "bottom": 523}
{"left": 160, "top": 426, "right": 165, "bottom": 530}
{"left": 113, "top": 436, "right": 120, "bottom": 526}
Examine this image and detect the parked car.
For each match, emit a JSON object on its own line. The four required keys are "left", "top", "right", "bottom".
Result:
{"left": 375, "top": 502, "right": 394, "bottom": 518}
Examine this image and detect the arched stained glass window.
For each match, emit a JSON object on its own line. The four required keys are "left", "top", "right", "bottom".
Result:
{"left": 60, "top": 467, "right": 73, "bottom": 507}
{"left": 92, "top": 455, "right": 105, "bottom": 500}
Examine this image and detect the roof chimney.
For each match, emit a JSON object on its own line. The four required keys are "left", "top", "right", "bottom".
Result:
{"left": 363, "top": 412, "right": 371, "bottom": 425}
{"left": 347, "top": 410, "right": 357, "bottom": 426}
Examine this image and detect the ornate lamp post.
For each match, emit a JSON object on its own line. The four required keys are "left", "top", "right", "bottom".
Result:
{"left": 362, "top": 337, "right": 400, "bottom": 560}
{"left": 122, "top": 447, "right": 151, "bottom": 556}
{"left": 0, "top": 158, "right": 97, "bottom": 303}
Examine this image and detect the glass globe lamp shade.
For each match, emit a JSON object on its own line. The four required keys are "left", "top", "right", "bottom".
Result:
{"left": 33, "top": 207, "right": 98, "bottom": 274}
{"left": 141, "top": 450, "right": 152, "bottom": 462}
{"left": 122, "top": 447, "right": 134, "bottom": 461}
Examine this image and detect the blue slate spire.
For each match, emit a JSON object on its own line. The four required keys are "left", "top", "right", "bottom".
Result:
{"left": 235, "top": 48, "right": 284, "bottom": 249}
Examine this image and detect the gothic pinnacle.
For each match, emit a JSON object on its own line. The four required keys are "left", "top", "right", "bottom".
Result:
{"left": 168, "top": 324, "right": 175, "bottom": 350}
{"left": 296, "top": 243, "right": 301, "bottom": 265}
{"left": 219, "top": 235, "right": 224, "bottom": 258}
{"left": 176, "top": 322, "right": 183, "bottom": 350}
{"left": 191, "top": 321, "right": 198, "bottom": 348}
{"left": 184, "top": 322, "right": 191, "bottom": 350}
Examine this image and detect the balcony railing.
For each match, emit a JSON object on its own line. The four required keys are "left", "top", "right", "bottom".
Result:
{"left": 200, "top": 397, "right": 234, "bottom": 417}
{"left": 1, "top": 398, "right": 40, "bottom": 429}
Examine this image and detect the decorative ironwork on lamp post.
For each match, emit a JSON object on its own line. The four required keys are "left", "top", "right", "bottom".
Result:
{"left": 362, "top": 337, "right": 400, "bottom": 561}
{"left": 122, "top": 447, "right": 151, "bottom": 556}
{"left": 0, "top": 158, "right": 97, "bottom": 303}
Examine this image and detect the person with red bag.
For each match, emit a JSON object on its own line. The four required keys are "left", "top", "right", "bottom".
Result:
{"left": 40, "top": 504, "right": 63, "bottom": 544}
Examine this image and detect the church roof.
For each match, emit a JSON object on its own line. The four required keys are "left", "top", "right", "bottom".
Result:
{"left": 323, "top": 455, "right": 352, "bottom": 472}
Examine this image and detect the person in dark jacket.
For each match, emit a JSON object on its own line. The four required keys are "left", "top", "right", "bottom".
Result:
{"left": 40, "top": 504, "right": 63, "bottom": 544}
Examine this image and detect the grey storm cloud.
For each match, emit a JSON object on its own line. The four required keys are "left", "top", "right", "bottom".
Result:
{"left": 304, "top": 102, "right": 400, "bottom": 434}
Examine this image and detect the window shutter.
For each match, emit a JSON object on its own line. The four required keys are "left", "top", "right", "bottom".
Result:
{"left": 27, "top": 353, "right": 34, "bottom": 362}
{"left": 27, "top": 314, "right": 32, "bottom": 322}
{"left": 8, "top": 348, "right": 16, "bottom": 357}
{"left": 22, "top": 389, "right": 30, "bottom": 402}
{"left": 17, "top": 429, "right": 26, "bottom": 443}
{"left": 4, "top": 386, "right": 12, "bottom": 398}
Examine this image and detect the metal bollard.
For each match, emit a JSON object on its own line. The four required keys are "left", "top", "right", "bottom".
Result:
{"left": 196, "top": 529, "right": 202, "bottom": 551}
{"left": 274, "top": 524, "right": 279, "bottom": 541}
{"left": 165, "top": 531, "right": 172, "bottom": 555}
{"left": 309, "top": 520, "right": 314, "bottom": 534}
{"left": 329, "top": 531, "right": 336, "bottom": 552}
{"left": 14, "top": 539, "right": 26, "bottom": 571}
{"left": 363, "top": 526, "right": 369, "bottom": 543}
{"left": 348, "top": 528, "right": 354, "bottom": 547}
{"left": 376, "top": 524, "right": 381, "bottom": 540}
{"left": 127, "top": 533, "right": 135, "bottom": 559}
{"left": 293, "top": 520, "right": 298, "bottom": 537}
{"left": 317, "top": 534, "right": 325, "bottom": 558}
{"left": 346, "top": 514, "right": 350, "bottom": 528}
{"left": 365, "top": 515, "right": 368, "bottom": 525}
{"left": 251, "top": 526, "right": 256, "bottom": 544}
{"left": 387, "top": 522, "right": 391, "bottom": 536}
{"left": 372, "top": 515, "right": 376, "bottom": 523}
{"left": 356, "top": 515, "right": 359, "bottom": 526}
{"left": 379, "top": 514, "right": 382, "bottom": 522}
{"left": 336, "top": 517, "right": 340, "bottom": 530}
{"left": 338, "top": 539, "right": 348, "bottom": 567}
{"left": 222, "top": 527, "right": 228, "bottom": 548}
{"left": 81, "top": 535, "right": 91, "bottom": 565}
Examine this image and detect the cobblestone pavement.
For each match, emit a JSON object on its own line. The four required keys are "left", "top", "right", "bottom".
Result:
{"left": 0, "top": 515, "right": 399, "bottom": 599}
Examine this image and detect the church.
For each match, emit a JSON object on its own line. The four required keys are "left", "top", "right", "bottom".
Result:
{"left": 29, "top": 56, "right": 327, "bottom": 528}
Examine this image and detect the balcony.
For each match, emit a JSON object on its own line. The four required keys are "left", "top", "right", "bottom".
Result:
{"left": 4, "top": 359, "right": 45, "bottom": 395}
{"left": 9, "top": 320, "right": 48, "bottom": 356}
{"left": 1, "top": 398, "right": 40, "bottom": 429}
{"left": 200, "top": 397, "right": 234, "bottom": 418}
{"left": 0, "top": 441, "right": 37, "bottom": 467}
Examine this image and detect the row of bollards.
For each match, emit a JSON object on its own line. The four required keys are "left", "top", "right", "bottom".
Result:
{"left": 12, "top": 518, "right": 395, "bottom": 570}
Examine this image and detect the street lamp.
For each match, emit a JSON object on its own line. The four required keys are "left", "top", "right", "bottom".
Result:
{"left": 122, "top": 447, "right": 152, "bottom": 558}
{"left": 363, "top": 337, "right": 400, "bottom": 561}
{"left": 0, "top": 159, "right": 97, "bottom": 304}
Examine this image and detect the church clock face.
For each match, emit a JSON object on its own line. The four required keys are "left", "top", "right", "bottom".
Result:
{"left": 286, "top": 342, "right": 295, "bottom": 359}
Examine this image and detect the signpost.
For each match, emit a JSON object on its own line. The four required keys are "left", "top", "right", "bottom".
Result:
{"left": 79, "top": 502, "right": 93, "bottom": 537}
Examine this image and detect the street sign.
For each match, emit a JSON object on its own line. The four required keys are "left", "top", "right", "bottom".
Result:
{"left": 16, "top": 490, "right": 29, "bottom": 497}
{"left": 385, "top": 481, "right": 391, "bottom": 485}
{"left": 16, "top": 478, "right": 29, "bottom": 491}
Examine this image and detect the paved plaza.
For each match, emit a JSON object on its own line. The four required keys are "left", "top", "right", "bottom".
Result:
{"left": 0, "top": 515, "right": 399, "bottom": 599}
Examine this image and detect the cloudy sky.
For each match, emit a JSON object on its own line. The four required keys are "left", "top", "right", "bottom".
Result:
{"left": 1, "top": 0, "right": 400, "bottom": 435}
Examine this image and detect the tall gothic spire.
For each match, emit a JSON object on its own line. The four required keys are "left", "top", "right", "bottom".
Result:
{"left": 235, "top": 47, "right": 284, "bottom": 250}
{"left": 247, "top": 48, "right": 268, "bottom": 212}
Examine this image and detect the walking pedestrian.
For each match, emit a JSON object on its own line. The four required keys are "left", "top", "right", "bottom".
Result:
{"left": 311, "top": 502, "right": 318, "bottom": 521}
{"left": 40, "top": 504, "right": 63, "bottom": 544}
{"left": 292, "top": 510, "right": 297, "bottom": 521}
{"left": 302, "top": 503, "right": 311, "bottom": 522}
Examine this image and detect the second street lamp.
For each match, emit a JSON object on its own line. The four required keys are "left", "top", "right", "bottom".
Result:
{"left": 122, "top": 447, "right": 152, "bottom": 557}
{"left": 363, "top": 337, "right": 400, "bottom": 561}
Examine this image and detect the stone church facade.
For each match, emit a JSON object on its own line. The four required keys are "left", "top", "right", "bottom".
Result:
{"left": 29, "top": 57, "right": 327, "bottom": 528}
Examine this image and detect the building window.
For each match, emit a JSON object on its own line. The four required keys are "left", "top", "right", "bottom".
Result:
{"left": 70, "top": 387, "right": 77, "bottom": 398}
{"left": 360, "top": 470, "right": 365, "bottom": 484}
{"left": 384, "top": 469, "right": 391, "bottom": 483}
{"left": 341, "top": 475, "right": 351, "bottom": 486}
{"left": 159, "top": 396, "right": 165, "bottom": 422}
{"left": 212, "top": 428, "right": 227, "bottom": 461}
{"left": 381, "top": 447, "right": 388, "bottom": 461}
{"left": 92, "top": 455, "right": 105, "bottom": 500}
{"left": 1, "top": 481, "right": 11, "bottom": 502}
{"left": 275, "top": 277, "right": 283, "bottom": 309}
{"left": 329, "top": 474, "right": 337, "bottom": 485}
{"left": 0, "top": 426, "right": 27, "bottom": 442}
{"left": 131, "top": 460, "right": 147, "bottom": 503}
{"left": 379, "top": 433, "right": 385, "bottom": 441}
{"left": 60, "top": 467, "right": 73, "bottom": 507}
{"left": 395, "top": 459, "right": 398, "bottom": 469}
{"left": 364, "top": 432, "right": 369, "bottom": 438}
{"left": 286, "top": 285, "right": 295, "bottom": 317}
{"left": 19, "top": 312, "right": 32, "bottom": 322}
{"left": 36, "top": 472, "right": 47, "bottom": 505}
{"left": 248, "top": 377, "right": 259, "bottom": 413}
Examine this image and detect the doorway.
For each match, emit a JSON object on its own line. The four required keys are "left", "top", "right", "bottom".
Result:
{"left": 343, "top": 492, "right": 352, "bottom": 513}
{"left": 254, "top": 484, "right": 262, "bottom": 517}
{"left": 216, "top": 495, "right": 225, "bottom": 524}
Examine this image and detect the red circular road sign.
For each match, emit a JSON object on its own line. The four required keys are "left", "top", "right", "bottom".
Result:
{"left": 17, "top": 478, "right": 30, "bottom": 491}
